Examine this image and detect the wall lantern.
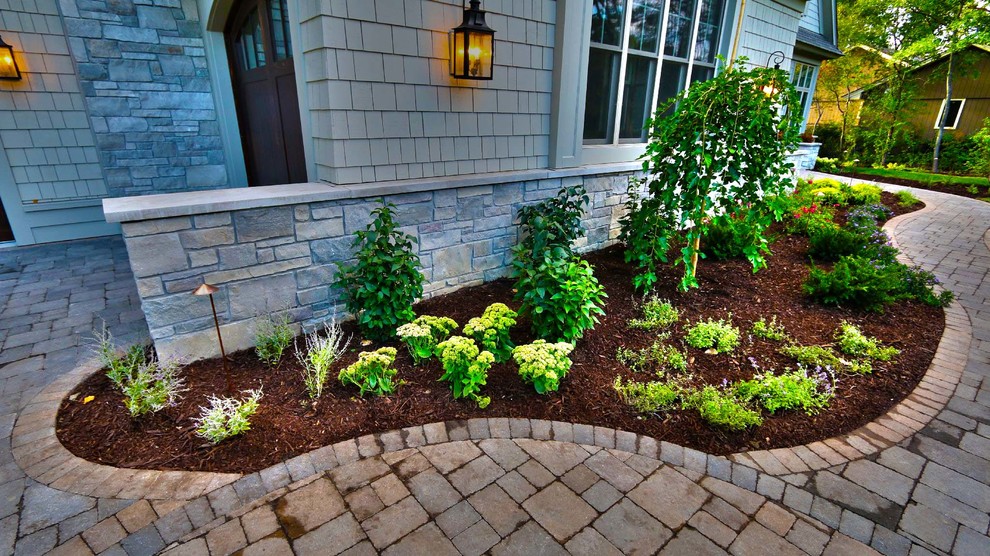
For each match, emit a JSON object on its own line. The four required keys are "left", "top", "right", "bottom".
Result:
{"left": 0, "top": 36, "right": 22, "bottom": 80}
{"left": 761, "top": 50, "right": 785, "bottom": 96}
{"left": 449, "top": 0, "right": 495, "bottom": 80}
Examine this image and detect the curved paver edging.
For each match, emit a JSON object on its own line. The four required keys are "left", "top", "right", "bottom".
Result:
{"left": 12, "top": 301, "right": 965, "bottom": 500}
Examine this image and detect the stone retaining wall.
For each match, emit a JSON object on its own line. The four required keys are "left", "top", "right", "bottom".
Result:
{"left": 116, "top": 171, "right": 636, "bottom": 361}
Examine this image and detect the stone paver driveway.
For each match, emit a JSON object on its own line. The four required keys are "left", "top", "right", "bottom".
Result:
{"left": 0, "top": 179, "right": 989, "bottom": 555}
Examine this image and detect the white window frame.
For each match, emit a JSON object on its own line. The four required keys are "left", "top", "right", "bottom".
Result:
{"left": 934, "top": 98, "right": 965, "bottom": 130}
{"left": 790, "top": 59, "right": 819, "bottom": 133}
{"left": 549, "top": 0, "right": 739, "bottom": 168}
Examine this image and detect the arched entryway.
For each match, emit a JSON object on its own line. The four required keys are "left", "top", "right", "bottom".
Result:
{"left": 224, "top": 0, "right": 307, "bottom": 186}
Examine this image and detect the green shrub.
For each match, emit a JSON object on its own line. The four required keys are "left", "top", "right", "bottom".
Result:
{"left": 836, "top": 322, "right": 899, "bottom": 361}
{"left": 338, "top": 347, "right": 400, "bottom": 396}
{"left": 810, "top": 187, "right": 847, "bottom": 205}
{"left": 613, "top": 377, "right": 681, "bottom": 413}
{"left": 194, "top": 389, "right": 262, "bottom": 444}
{"left": 517, "top": 257, "right": 607, "bottom": 343}
{"left": 121, "top": 358, "right": 185, "bottom": 418}
{"left": 898, "top": 265, "right": 954, "bottom": 308}
{"left": 336, "top": 202, "right": 424, "bottom": 341}
{"left": 462, "top": 303, "right": 517, "bottom": 362}
{"left": 751, "top": 316, "right": 788, "bottom": 341}
{"left": 804, "top": 255, "right": 901, "bottom": 312}
{"left": 616, "top": 340, "right": 687, "bottom": 375}
{"left": 685, "top": 318, "right": 740, "bottom": 353}
{"left": 683, "top": 386, "right": 763, "bottom": 430}
{"left": 735, "top": 369, "right": 833, "bottom": 414}
{"left": 297, "top": 320, "right": 350, "bottom": 399}
{"left": 779, "top": 344, "right": 872, "bottom": 374}
{"left": 628, "top": 296, "right": 678, "bottom": 330}
{"left": 513, "top": 185, "right": 588, "bottom": 263}
{"left": 808, "top": 224, "right": 866, "bottom": 262}
{"left": 815, "top": 157, "right": 839, "bottom": 173}
{"left": 255, "top": 313, "right": 294, "bottom": 367}
{"left": 702, "top": 215, "right": 768, "bottom": 262}
{"left": 397, "top": 315, "right": 458, "bottom": 364}
{"left": 94, "top": 326, "right": 145, "bottom": 390}
{"left": 436, "top": 336, "right": 493, "bottom": 408}
{"left": 512, "top": 340, "right": 574, "bottom": 394}
{"left": 968, "top": 117, "right": 990, "bottom": 184}
{"left": 786, "top": 204, "right": 835, "bottom": 236}
{"left": 895, "top": 190, "right": 920, "bottom": 206}
{"left": 846, "top": 183, "right": 883, "bottom": 205}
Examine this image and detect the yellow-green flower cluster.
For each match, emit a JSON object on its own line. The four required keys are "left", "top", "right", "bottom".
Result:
{"left": 338, "top": 347, "right": 399, "bottom": 396}
{"left": 396, "top": 315, "right": 458, "bottom": 364}
{"left": 436, "top": 336, "right": 493, "bottom": 408}
{"left": 463, "top": 303, "right": 517, "bottom": 362}
{"left": 512, "top": 340, "right": 574, "bottom": 394}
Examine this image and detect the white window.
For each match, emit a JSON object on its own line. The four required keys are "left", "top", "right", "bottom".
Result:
{"left": 791, "top": 61, "right": 817, "bottom": 130}
{"left": 582, "top": 0, "right": 728, "bottom": 146}
{"left": 935, "top": 99, "right": 965, "bottom": 129}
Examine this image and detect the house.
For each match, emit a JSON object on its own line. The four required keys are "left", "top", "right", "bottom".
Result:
{"left": 0, "top": 0, "right": 840, "bottom": 359}
{"left": 816, "top": 44, "right": 990, "bottom": 140}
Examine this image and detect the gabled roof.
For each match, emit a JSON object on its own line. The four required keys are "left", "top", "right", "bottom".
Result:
{"left": 841, "top": 44, "right": 989, "bottom": 99}
{"left": 795, "top": 27, "right": 843, "bottom": 60}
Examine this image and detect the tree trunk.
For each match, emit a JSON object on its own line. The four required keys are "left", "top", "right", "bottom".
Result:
{"left": 932, "top": 52, "right": 954, "bottom": 174}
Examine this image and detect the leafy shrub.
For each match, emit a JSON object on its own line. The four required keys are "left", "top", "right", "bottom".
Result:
{"left": 786, "top": 204, "right": 835, "bottom": 236}
{"left": 616, "top": 340, "right": 687, "bottom": 375}
{"left": 462, "top": 303, "right": 517, "bottom": 362}
{"left": 628, "top": 296, "right": 678, "bottom": 330}
{"left": 436, "top": 336, "right": 493, "bottom": 408}
{"left": 804, "top": 255, "right": 901, "bottom": 312}
{"left": 846, "top": 183, "right": 882, "bottom": 205}
{"left": 336, "top": 202, "right": 424, "bottom": 341}
{"left": 194, "top": 389, "right": 262, "bottom": 444}
{"left": 895, "top": 190, "right": 920, "bottom": 206}
{"left": 846, "top": 204, "right": 893, "bottom": 227}
{"left": 517, "top": 257, "right": 607, "bottom": 343}
{"left": 751, "top": 316, "right": 787, "bottom": 341}
{"left": 810, "top": 187, "right": 846, "bottom": 205}
{"left": 683, "top": 386, "right": 763, "bottom": 430}
{"left": 836, "top": 322, "right": 899, "bottom": 361}
{"left": 815, "top": 157, "right": 839, "bottom": 173}
{"left": 397, "top": 315, "right": 458, "bottom": 364}
{"left": 808, "top": 224, "right": 866, "bottom": 261}
{"left": 513, "top": 185, "right": 588, "bottom": 263}
{"left": 94, "top": 326, "right": 145, "bottom": 390}
{"left": 255, "top": 313, "right": 294, "bottom": 367}
{"left": 613, "top": 377, "right": 680, "bottom": 413}
{"left": 121, "top": 358, "right": 185, "bottom": 417}
{"left": 735, "top": 369, "right": 833, "bottom": 414}
{"left": 898, "top": 265, "right": 954, "bottom": 308}
{"left": 701, "top": 214, "right": 769, "bottom": 265}
{"left": 512, "top": 340, "right": 574, "bottom": 394}
{"left": 685, "top": 318, "right": 740, "bottom": 353}
{"left": 968, "top": 117, "right": 990, "bottom": 184}
{"left": 296, "top": 320, "right": 350, "bottom": 399}
{"left": 779, "top": 344, "right": 872, "bottom": 374}
{"left": 338, "top": 347, "right": 400, "bottom": 396}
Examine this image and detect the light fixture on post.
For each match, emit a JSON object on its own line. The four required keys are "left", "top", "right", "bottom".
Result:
{"left": 193, "top": 282, "right": 231, "bottom": 394}
{"left": 449, "top": 0, "right": 495, "bottom": 80}
{"left": 761, "top": 50, "right": 785, "bottom": 96}
{"left": 0, "top": 36, "right": 22, "bottom": 80}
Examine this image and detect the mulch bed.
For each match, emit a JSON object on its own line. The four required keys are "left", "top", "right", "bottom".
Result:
{"left": 57, "top": 192, "right": 944, "bottom": 473}
{"left": 835, "top": 170, "right": 989, "bottom": 200}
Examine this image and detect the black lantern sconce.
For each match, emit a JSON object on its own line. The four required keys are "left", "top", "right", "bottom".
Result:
{"left": 761, "top": 50, "right": 785, "bottom": 96}
{"left": 449, "top": 0, "right": 495, "bottom": 80}
{"left": 0, "top": 36, "right": 22, "bottom": 81}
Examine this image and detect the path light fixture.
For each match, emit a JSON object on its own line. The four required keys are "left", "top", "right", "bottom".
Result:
{"left": 449, "top": 0, "right": 495, "bottom": 80}
{"left": 193, "top": 283, "right": 231, "bottom": 394}
{"left": 0, "top": 36, "right": 22, "bottom": 80}
{"left": 761, "top": 50, "right": 785, "bottom": 96}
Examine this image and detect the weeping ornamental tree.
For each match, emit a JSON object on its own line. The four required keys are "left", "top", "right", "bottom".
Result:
{"left": 622, "top": 60, "right": 802, "bottom": 291}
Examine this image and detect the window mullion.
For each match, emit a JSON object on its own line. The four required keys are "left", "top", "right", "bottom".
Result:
{"left": 647, "top": 0, "right": 674, "bottom": 120}
{"left": 684, "top": 0, "right": 704, "bottom": 85}
{"left": 610, "top": 0, "right": 636, "bottom": 145}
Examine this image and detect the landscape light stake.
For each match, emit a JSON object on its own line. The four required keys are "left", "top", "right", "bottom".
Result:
{"left": 193, "top": 283, "right": 231, "bottom": 394}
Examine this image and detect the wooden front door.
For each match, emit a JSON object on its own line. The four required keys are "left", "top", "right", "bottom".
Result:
{"left": 225, "top": 0, "right": 307, "bottom": 186}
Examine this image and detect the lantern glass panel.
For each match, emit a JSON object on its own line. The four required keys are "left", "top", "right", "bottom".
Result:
{"left": 0, "top": 44, "right": 19, "bottom": 80}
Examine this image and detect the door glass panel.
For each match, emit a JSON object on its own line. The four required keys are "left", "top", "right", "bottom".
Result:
{"left": 591, "top": 0, "right": 625, "bottom": 46}
{"left": 270, "top": 0, "right": 292, "bottom": 60}
{"left": 694, "top": 0, "right": 724, "bottom": 63}
{"left": 665, "top": 0, "right": 696, "bottom": 58}
{"left": 628, "top": 0, "right": 664, "bottom": 54}
{"left": 236, "top": 7, "right": 266, "bottom": 70}
{"left": 619, "top": 55, "right": 656, "bottom": 141}
{"left": 584, "top": 48, "right": 621, "bottom": 141}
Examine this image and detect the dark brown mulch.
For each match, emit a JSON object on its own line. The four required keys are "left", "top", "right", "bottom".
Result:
{"left": 57, "top": 193, "right": 944, "bottom": 473}
{"left": 835, "top": 171, "right": 989, "bottom": 200}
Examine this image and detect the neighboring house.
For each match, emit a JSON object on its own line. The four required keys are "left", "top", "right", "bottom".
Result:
{"left": 810, "top": 44, "right": 902, "bottom": 132}
{"left": 0, "top": 0, "right": 839, "bottom": 247}
{"left": 818, "top": 44, "right": 990, "bottom": 140}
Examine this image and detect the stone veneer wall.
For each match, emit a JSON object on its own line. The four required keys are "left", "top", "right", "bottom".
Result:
{"left": 61, "top": 0, "right": 228, "bottom": 197}
{"left": 118, "top": 171, "right": 634, "bottom": 361}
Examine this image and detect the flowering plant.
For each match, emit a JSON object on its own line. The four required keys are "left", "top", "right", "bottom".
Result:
{"left": 397, "top": 315, "right": 458, "bottom": 364}
{"left": 463, "top": 304, "right": 517, "bottom": 362}
{"left": 512, "top": 340, "right": 574, "bottom": 394}
{"left": 621, "top": 59, "right": 802, "bottom": 291}
{"left": 338, "top": 347, "right": 400, "bottom": 396}
{"left": 436, "top": 336, "right": 493, "bottom": 408}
